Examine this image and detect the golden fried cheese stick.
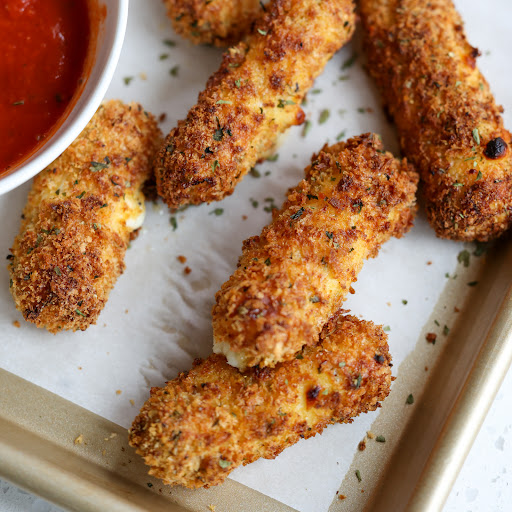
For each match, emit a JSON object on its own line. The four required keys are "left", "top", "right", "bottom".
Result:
{"left": 360, "top": 0, "right": 512, "bottom": 241}
{"left": 8, "top": 101, "right": 162, "bottom": 333}
{"left": 156, "top": 0, "right": 356, "bottom": 209}
{"left": 163, "top": 0, "right": 263, "bottom": 47}
{"left": 129, "top": 313, "right": 392, "bottom": 489}
{"left": 212, "top": 134, "right": 418, "bottom": 370}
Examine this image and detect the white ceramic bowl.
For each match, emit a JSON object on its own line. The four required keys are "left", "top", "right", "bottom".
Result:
{"left": 0, "top": 0, "right": 128, "bottom": 195}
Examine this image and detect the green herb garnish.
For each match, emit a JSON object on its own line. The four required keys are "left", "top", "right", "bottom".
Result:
{"left": 472, "top": 128, "right": 480, "bottom": 145}
{"left": 90, "top": 159, "right": 109, "bottom": 172}
{"left": 277, "top": 99, "right": 295, "bottom": 108}
{"left": 290, "top": 207, "right": 305, "bottom": 221}
{"left": 318, "top": 109, "right": 330, "bottom": 124}
{"left": 457, "top": 250, "right": 470, "bottom": 267}
{"left": 342, "top": 53, "right": 358, "bottom": 70}
{"left": 302, "top": 120, "right": 312, "bottom": 137}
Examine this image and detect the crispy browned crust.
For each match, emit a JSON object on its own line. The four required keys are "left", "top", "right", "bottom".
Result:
{"left": 212, "top": 134, "right": 418, "bottom": 369}
{"left": 155, "top": 0, "right": 356, "bottom": 209}
{"left": 8, "top": 101, "right": 162, "bottom": 333}
{"left": 163, "top": 0, "right": 263, "bottom": 47}
{"left": 360, "top": 0, "right": 512, "bottom": 242}
{"left": 129, "top": 313, "right": 392, "bottom": 489}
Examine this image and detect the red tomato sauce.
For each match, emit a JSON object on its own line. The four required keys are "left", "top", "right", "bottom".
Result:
{"left": 0, "top": 0, "right": 91, "bottom": 175}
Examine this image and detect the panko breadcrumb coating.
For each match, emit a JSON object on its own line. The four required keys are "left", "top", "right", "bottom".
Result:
{"left": 156, "top": 0, "right": 356, "bottom": 209}
{"left": 129, "top": 313, "right": 392, "bottom": 489}
{"left": 360, "top": 0, "right": 512, "bottom": 241}
{"left": 163, "top": 0, "right": 263, "bottom": 47}
{"left": 8, "top": 100, "right": 162, "bottom": 333}
{"left": 212, "top": 134, "right": 418, "bottom": 370}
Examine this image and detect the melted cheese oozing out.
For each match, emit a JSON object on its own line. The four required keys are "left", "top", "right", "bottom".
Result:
{"left": 213, "top": 339, "right": 249, "bottom": 371}
{"left": 113, "top": 191, "right": 146, "bottom": 232}
{"left": 125, "top": 206, "right": 145, "bottom": 230}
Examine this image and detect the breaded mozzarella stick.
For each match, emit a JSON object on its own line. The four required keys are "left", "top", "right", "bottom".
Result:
{"left": 163, "top": 0, "right": 263, "bottom": 47}
{"left": 156, "top": 0, "right": 356, "bottom": 209}
{"left": 8, "top": 101, "right": 162, "bottom": 333}
{"left": 360, "top": 0, "right": 512, "bottom": 241}
{"left": 212, "top": 134, "right": 418, "bottom": 370}
{"left": 129, "top": 314, "right": 392, "bottom": 489}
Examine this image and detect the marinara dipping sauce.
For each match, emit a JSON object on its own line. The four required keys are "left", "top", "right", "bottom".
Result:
{"left": 0, "top": 0, "right": 91, "bottom": 176}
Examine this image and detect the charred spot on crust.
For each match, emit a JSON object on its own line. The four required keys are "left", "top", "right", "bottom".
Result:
{"left": 374, "top": 354, "right": 385, "bottom": 364}
{"left": 188, "top": 177, "right": 215, "bottom": 187}
{"left": 25, "top": 307, "right": 41, "bottom": 320}
{"left": 269, "top": 72, "right": 284, "bottom": 90}
{"left": 484, "top": 137, "right": 508, "bottom": 159}
{"left": 253, "top": 365, "right": 272, "bottom": 381}
{"left": 337, "top": 174, "right": 353, "bottom": 192}
{"left": 306, "top": 385, "right": 321, "bottom": 401}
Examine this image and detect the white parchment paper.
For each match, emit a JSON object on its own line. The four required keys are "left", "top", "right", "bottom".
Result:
{"left": 0, "top": 1, "right": 510, "bottom": 511}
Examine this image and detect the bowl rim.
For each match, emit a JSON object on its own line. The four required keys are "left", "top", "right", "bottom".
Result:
{"left": 0, "top": 0, "right": 129, "bottom": 196}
